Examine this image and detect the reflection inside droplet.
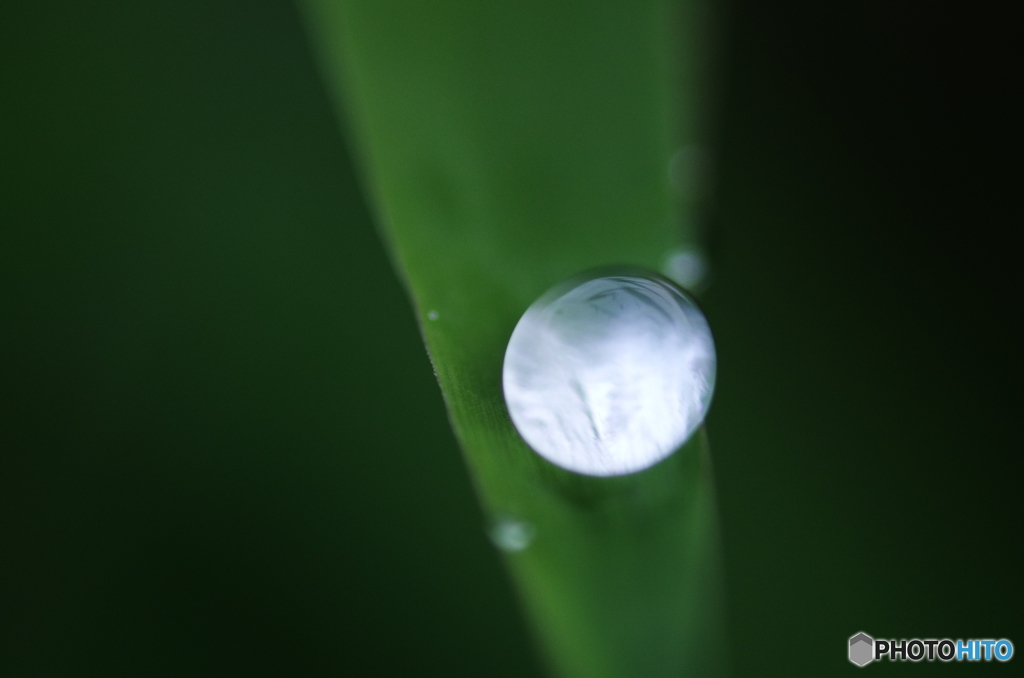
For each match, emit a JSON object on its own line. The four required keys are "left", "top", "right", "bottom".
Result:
{"left": 503, "top": 269, "right": 716, "bottom": 477}
{"left": 427, "top": 310, "right": 439, "bottom": 321}
{"left": 489, "top": 517, "right": 535, "bottom": 552}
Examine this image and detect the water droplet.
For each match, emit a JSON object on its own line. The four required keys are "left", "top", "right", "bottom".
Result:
{"left": 489, "top": 517, "right": 535, "bottom": 552}
{"left": 669, "top": 145, "right": 714, "bottom": 200}
{"left": 503, "top": 269, "right": 716, "bottom": 477}
{"left": 427, "top": 310, "right": 439, "bottom": 321}
{"left": 663, "top": 247, "right": 709, "bottom": 290}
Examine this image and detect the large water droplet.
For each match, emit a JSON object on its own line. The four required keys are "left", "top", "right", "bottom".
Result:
{"left": 502, "top": 269, "right": 716, "bottom": 477}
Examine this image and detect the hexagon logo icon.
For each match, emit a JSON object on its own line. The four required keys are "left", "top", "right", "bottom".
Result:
{"left": 849, "top": 632, "right": 874, "bottom": 667}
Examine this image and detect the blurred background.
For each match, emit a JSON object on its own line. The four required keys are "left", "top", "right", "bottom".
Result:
{"left": 1, "top": 1, "right": 1018, "bottom": 676}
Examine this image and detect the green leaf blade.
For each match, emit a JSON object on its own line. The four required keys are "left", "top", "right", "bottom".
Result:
{"left": 301, "top": 2, "right": 726, "bottom": 675}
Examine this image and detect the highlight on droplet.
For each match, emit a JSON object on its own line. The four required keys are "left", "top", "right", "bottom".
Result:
{"left": 502, "top": 268, "right": 716, "bottom": 477}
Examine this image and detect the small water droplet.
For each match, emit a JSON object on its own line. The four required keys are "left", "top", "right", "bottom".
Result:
{"left": 503, "top": 269, "right": 716, "bottom": 477}
{"left": 663, "top": 247, "right": 709, "bottom": 290}
{"left": 427, "top": 310, "right": 439, "bottom": 321}
{"left": 669, "top": 145, "right": 714, "bottom": 200}
{"left": 489, "top": 517, "right": 535, "bottom": 552}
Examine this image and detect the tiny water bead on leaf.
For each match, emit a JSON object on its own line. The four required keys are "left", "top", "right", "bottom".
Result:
{"left": 502, "top": 269, "right": 716, "bottom": 477}
{"left": 663, "top": 246, "right": 710, "bottom": 291}
{"left": 489, "top": 517, "right": 536, "bottom": 553}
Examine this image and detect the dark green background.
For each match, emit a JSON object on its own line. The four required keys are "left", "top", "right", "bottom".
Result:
{"left": 1, "top": 1, "right": 1018, "bottom": 676}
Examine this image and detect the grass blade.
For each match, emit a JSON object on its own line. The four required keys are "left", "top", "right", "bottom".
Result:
{"left": 301, "top": 2, "right": 726, "bottom": 675}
